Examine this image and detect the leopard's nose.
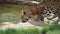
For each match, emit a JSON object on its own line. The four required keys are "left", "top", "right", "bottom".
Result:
{"left": 22, "top": 19, "right": 28, "bottom": 23}
{"left": 22, "top": 20, "right": 26, "bottom": 23}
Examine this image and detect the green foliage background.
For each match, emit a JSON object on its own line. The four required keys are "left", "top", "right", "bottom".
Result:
{"left": 0, "top": 4, "right": 29, "bottom": 23}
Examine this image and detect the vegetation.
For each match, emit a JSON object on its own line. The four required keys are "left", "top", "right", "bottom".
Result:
{"left": 0, "top": 24, "right": 60, "bottom": 34}
{"left": 0, "top": 28, "right": 41, "bottom": 34}
{"left": 0, "top": 4, "right": 29, "bottom": 23}
{"left": 46, "top": 30, "right": 60, "bottom": 34}
{"left": 41, "top": 24, "right": 60, "bottom": 34}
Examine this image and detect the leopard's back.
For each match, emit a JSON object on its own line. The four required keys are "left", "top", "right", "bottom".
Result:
{"left": 43, "top": 0, "right": 60, "bottom": 7}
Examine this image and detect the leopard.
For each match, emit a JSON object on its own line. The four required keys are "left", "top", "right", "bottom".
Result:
{"left": 21, "top": 0, "right": 60, "bottom": 24}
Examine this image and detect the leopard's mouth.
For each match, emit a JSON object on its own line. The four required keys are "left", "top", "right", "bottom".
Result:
{"left": 22, "top": 19, "right": 28, "bottom": 23}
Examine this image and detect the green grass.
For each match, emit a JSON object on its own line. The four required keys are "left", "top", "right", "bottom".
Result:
{"left": 0, "top": 28, "right": 41, "bottom": 34}
{"left": 47, "top": 24, "right": 60, "bottom": 34}
{"left": 0, "top": 4, "right": 29, "bottom": 23}
{"left": 43, "top": 24, "right": 60, "bottom": 31}
{"left": 41, "top": 24, "right": 60, "bottom": 34}
{"left": 0, "top": 24, "right": 60, "bottom": 34}
{"left": 46, "top": 30, "right": 60, "bottom": 34}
